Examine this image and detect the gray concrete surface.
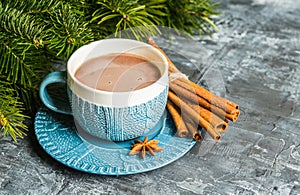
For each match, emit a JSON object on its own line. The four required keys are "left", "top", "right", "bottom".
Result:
{"left": 1, "top": 0, "right": 300, "bottom": 194}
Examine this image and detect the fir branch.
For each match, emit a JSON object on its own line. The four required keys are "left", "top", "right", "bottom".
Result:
{"left": 91, "top": 0, "right": 220, "bottom": 39}
{"left": 166, "top": 0, "right": 221, "bottom": 35}
{"left": 0, "top": 79, "right": 29, "bottom": 142}
{"left": 3, "top": 0, "right": 60, "bottom": 14}
{"left": 0, "top": 5, "right": 50, "bottom": 110}
{"left": 0, "top": 2, "right": 50, "bottom": 88}
{"left": 43, "top": 3, "right": 95, "bottom": 59}
{"left": 91, "top": 0, "right": 166, "bottom": 39}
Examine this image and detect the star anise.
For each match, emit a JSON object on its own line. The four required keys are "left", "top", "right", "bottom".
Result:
{"left": 129, "top": 136, "right": 164, "bottom": 158}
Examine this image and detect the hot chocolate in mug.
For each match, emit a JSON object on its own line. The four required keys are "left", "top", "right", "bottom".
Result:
{"left": 39, "top": 38, "right": 169, "bottom": 141}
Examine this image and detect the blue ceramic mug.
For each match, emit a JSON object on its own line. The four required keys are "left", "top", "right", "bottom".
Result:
{"left": 40, "top": 38, "right": 169, "bottom": 141}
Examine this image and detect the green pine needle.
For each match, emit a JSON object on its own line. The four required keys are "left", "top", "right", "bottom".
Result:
{"left": 0, "top": 79, "right": 29, "bottom": 142}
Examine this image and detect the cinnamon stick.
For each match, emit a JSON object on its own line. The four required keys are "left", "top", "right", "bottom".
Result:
{"left": 148, "top": 38, "right": 240, "bottom": 141}
{"left": 167, "top": 100, "right": 203, "bottom": 141}
{"left": 148, "top": 37, "right": 239, "bottom": 115}
{"left": 169, "top": 82, "right": 240, "bottom": 122}
{"left": 168, "top": 91, "right": 221, "bottom": 141}
{"left": 185, "top": 120, "right": 203, "bottom": 142}
{"left": 169, "top": 82, "right": 228, "bottom": 131}
{"left": 175, "top": 77, "right": 239, "bottom": 112}
{"left": 166, "top": 100, "right": 189, "bottom": 137}
{"left": 187, "top": 103, "right": 228, "bottom": 132}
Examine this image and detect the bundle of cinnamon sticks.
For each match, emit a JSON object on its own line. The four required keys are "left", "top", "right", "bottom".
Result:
{"left": 148, "top": 38, "right": 240, "bottom": 142}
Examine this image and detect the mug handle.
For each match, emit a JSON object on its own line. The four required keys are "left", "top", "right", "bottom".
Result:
{"left": 39, "top": 71, "right": 72, "bottom": 115}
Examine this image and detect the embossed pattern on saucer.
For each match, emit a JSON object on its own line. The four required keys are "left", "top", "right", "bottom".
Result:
{"left": 35, "top": 107, "right": 198, "bottom": 175}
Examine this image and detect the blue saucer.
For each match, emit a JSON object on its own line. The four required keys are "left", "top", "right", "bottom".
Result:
{"left": 34, "top": 107, "right": 200, "bottom": 175}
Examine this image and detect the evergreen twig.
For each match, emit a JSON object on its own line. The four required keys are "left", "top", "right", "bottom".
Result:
{"left": 0, "top": 79, "right": 29, "bottom": 142}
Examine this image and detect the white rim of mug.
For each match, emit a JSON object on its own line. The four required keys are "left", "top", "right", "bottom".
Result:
{"left": 67, "top": 38, "right": 168, "bottom": 97}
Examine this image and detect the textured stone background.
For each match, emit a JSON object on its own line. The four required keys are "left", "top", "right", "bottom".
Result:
{"left": 1, "top": 0, "right": 300, "bottom": 194}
